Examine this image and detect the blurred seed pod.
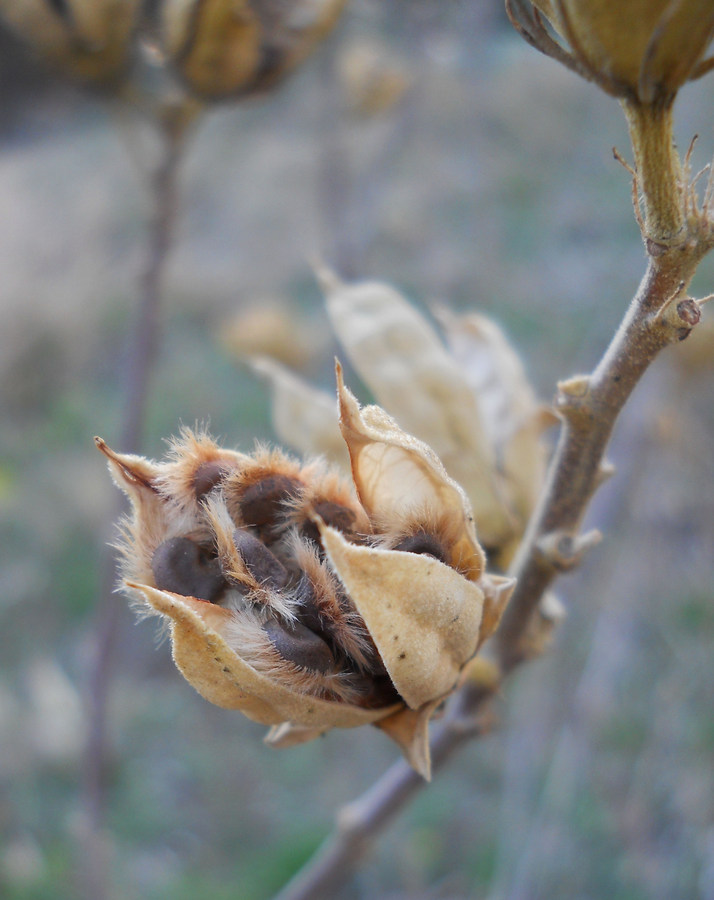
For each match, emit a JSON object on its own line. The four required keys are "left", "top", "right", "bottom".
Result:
{"left": 161, "top": 0, "right": 347, "bottom": 100}
{"left": 97, "top": 370, "right": 513, "bottom": 778}
{"left": 529, "top": 0, "right": 714, "bottom": 103}
{"left": 338, "top": 39, "right": 411, "bottom": 117}
{"left": 220, "top": 300, "right": 320, "bottom": 370}
{"left": 0, "top": 0, "right": 141, "bottom": 87}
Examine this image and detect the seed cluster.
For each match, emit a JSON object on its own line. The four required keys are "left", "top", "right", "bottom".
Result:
{"left": 110, "top": 430, "right": 445, "bottom": 708}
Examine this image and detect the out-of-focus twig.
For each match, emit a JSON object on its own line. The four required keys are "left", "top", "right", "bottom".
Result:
{"left": 272, "top": 686, "right": 494, "bottom": 900}
{"left": 79, "top": 112, "right": 192, "bottom": 900}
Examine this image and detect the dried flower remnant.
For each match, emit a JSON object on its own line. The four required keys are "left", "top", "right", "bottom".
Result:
{"left": 98, "top": 378, "right": 513, "bottom": 778}
{"left": 0, "top": 0, "right": 141, "bottom": 86}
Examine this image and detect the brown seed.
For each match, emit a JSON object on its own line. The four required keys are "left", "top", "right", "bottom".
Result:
{"left": 393, "top": 532, "right": 447, "bottom": 562}
{"left": 232, "top": 528, "right": 289, "bottom": 590}
{"left": 301, "top": 500, "right": 357, "bottom": 545}
{"left": 193, "top": 460, "right": 231, "bottom": 500}
{"left": 151, "top": 537, "right": 226, "bottom": 603}
{"left": 262, "top": 618, "right": 335, "bottom": 674}
{"left": 238, "top": 474, "right": 302, "bottom": 537}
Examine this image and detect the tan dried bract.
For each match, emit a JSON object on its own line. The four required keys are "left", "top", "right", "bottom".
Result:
{"left": 98, "top": 376, "right": 512, "bottom": 778}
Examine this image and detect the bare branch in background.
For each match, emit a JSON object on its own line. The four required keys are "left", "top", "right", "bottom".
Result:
{"left": 79, "top": 115, "right": 190, "bottom": 900}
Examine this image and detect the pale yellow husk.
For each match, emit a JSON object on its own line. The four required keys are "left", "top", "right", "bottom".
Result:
{"left": 321, "top": 271, "right": 514, "bottom": 548}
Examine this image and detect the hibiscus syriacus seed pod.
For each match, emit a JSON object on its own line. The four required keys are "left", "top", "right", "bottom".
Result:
{"left": 530, "top": 0, "right": 714, "bottom": 104}
{"left": 161, "top": 0, "right": 347, "bottom": 100}
{"left": 98, "top": 369, "right": 513, "bottom": 778}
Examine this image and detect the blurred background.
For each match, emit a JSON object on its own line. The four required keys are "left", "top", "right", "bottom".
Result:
{"left": 1, "top": 1, "right": 714, "bottom": 898}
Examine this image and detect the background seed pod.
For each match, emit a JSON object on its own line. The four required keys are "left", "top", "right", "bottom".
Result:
{"left": 162, "top": 0, "right": 347, "bottom": 99}
{"left": 532, "top": 0, "right": 714, "bottom": 102}
{"left": 0, "top": 0, "right": 141, "bottom": 85}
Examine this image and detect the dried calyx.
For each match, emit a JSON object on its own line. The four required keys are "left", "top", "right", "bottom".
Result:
{"left": 513, "top": 0, "right": 714, "bottom": 105}
{"left": 98, "top": 368, "right": 513, "bottom": 778}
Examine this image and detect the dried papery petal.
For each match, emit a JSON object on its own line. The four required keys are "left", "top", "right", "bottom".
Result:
{"left": 318, "top": 523, "right": 486, "bottom": 711}
{"left": 250, "top": 358, "right": 348, "bottom": 467}
{"left": 0, "top": 0, "right": 140, "bottom": 85}
{"left": 479, "top": 573, "right": 517, "bottom": 647}
{"left": 438, "top": 310, "right": 553, "bottom": 531}
{"left": 264, "top": 721, "right": 330, "bottom": 748}
{"left": 375, "top": 700, "right": 441, "bottom": 781}
{"left": 131, "top": 582, "right": 401, "bottom": 727}
{"left": 336, "top": 366, "right": 485, "bottom": 581}
{"left": 320, "top": 269, "right": 513, "bottom": 548}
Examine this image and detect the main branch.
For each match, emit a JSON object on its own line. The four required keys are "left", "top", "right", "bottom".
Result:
{"left": 496, "top": 242, "right": 708, "bottom": 670}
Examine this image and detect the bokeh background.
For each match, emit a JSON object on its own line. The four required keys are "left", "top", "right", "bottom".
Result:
{"left": 1, "top": 2, "right": 714, "bottom": 898}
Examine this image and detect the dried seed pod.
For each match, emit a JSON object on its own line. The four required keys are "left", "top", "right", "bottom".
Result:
{"left": 0, "top": 0, "right": 140, "bottom": 86}
{"left": 161, "top": 0, "right": 347, "bottom": 100}
{"left": 531, "top": 0, "right": 714, "bottom": 104}
{"left": 99, "top": 374, "right": 510, "bottom": 778}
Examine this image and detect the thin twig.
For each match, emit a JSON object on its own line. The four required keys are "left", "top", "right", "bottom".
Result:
{"left": 496, "top": 249, "right": 707, "bottom": 671}
{"left": 79, "top": 116, "right": 190, "bottom": 900}
{"left": 273, "top": 688, "right": 494, "bottom": 900}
